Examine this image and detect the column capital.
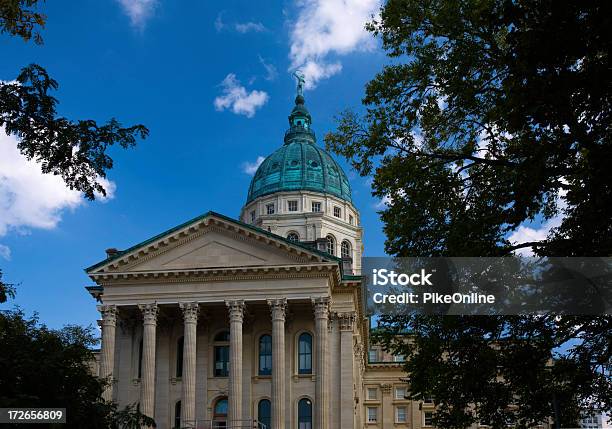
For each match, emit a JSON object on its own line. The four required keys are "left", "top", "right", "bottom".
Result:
{"left": 226, "top": 300, "right": 245, "bottom": 323}
{"left": 138, "top": 303, "right": 158, "bottom": 325}
{"left": 311, "top": 296, "right": 330, "bottom": 319}
{"left": 97, "top": 304, "right": 118, "bottom": 326}
{"left": 179, "top": 302, "right": 199, "bottom": 323}
{"left": 335, "top": 311, "right": 356, "bottom": 331}
{"left": 267, "top": 298, "right": 287, "bottom": 321}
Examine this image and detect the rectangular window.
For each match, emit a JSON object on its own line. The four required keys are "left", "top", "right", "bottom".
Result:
{"left": 367, "top": 407, "right": 378, "bottom": 423}
{"left": 250, "top": 210, "right": 255, "bottom": 222}
{"left": 394, "top": 354, "right": 406, "bottom": 362}
{"left": 367, "top": 387, "right": 377, "bottom": 400}
{"left": 395, "top": 387, "right": 406, "bottom": 400}
{"left": 266, "top": 203, "right": 275, "bottom": 215}
{"left": 333, "top": 206, "right": 341, "bottom": 217}
{"left": 349, "top": 214, "right": 354, "bottom": 225}
{"left": 311, "top": 201, "right": 321, "bottom": 212}
{"left": 396, "top": 406, "right": 407, "bottom": 423}
{"left": 288, "top": 200, "right": 298, "bottom": 212}
{"left": 423, "top": 411, "right": 433, "bottom": 426}
{"left": 368, "top": 349, "right": 378, "bottom": 362}
{"left": 214, "top": 345, "right": 229, "bottom": 377}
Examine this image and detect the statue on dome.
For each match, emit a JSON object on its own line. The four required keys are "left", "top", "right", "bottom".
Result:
{"left": 293, "top": 70, "right": 305, "bottom": 96}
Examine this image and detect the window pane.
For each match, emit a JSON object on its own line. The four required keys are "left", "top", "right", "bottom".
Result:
{"left": 259, "top": 335, "right": 272, "bottom": 375}
{"left": 396, "top": 406, "right": 406, "bottom": 422}
{"left": 214, "top": 398, "right": 228, "bottom": 415}
{"left": 298, "top": 333, "right": 312, "bottom": 374}
{"left": 176, "top": 337, "right": 184, "bottom": 377}
{"left": 367, "top": 407, "right": 377, "bottom": 422}
{"left": 326, "top": 236, "right": 335, "bottom": 255}
{"left": 174, "top": 401, "right": 181, "bottom": 429}
{"left": 367, "top": 388, "right": 377, "bottom": 400}
{"left": 258, "top": 399, "right": 271, "bottom": 429}
{"left": 341, "top": 241, "right": 351, "bottom": 258}
{"left": 298, "top": 398, "right": 312, "bottom": 429}
{"left": 214, "top": 346, "right": 229, "bottom": 377}
{"left": 395, "top": 387, "right": 406, "bottom": 399}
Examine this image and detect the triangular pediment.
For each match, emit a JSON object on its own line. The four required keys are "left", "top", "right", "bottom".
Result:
{"left": 86, "top": 212, "right": 332, "bottom": 275}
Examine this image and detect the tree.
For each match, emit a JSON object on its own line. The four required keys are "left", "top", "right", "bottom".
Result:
{"left": 325, "top": 0, "right": 612, "bottom": 427}
{"left": 373, "top": 315, "right": 611, "bottom": 428}
{"left": 0, "top": 269, "right": 16, "bottom": 303}
{"left": 0, "top": 305, "right": 156, "bottom": 428}
{"left": 0, "top": 0, "right": 46, "bottom": 44}
{"left": 326, "top": 0, "right": 611, "bottom": 257}
{"left": 0, "top": 0, "right": 148, "bottom": 199}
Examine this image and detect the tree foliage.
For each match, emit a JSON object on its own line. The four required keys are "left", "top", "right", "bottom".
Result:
{"left": 0, "top": 269, "right": 16, "bottom": 303}
{"left": 0, "top": 305, "right": 156, "bottom": 428}
{"left": 325, "top": 0, "right": 612, "bottom": 257}
{"left": 0, "top": 0, "right": 46, "bottom": 44}
{"left": 0, "top": 1, "right": 148, "bottom": 200}
{"left": 373, "top": 315, "right": 611, "bottom": 428}
{"left": 325, "top": 0, "right": 612, "bottom": 427}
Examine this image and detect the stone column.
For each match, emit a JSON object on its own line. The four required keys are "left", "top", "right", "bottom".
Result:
{"left": 338, "top": 312, "right": 356, "bottom": 429}
{"left": 98, "top": 304, "right": 118, "bottom": 401}
{"left": 226, "top": 300, "right": 245, "bottom": 427}
{"left": 312, "top": 296, "right": 330, "bottom": 429}
{"left": 139, "top": 303, "right": 158, "bottom": 419}
{"left": 268, "top": 298, "right": 287, "bottom": 429}
{"left": 180, "top": 302, "right": 199, "bottom": 427}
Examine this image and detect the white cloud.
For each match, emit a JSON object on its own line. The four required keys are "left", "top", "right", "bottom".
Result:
{"left": 0, "top": 129, "right": 116, "bottom": 238}
{"left": 214, "top": 12, "right": 226, "bottom": 32}
{"left": 259, "top": 55, "right": 278, "bottom": 81}
{"left": 235, "top": 22, "right": 267, "bottom": 33}
{"left": 116, "top": 0, "right": 157, "bottom": 30}
{"left": 374, "top": 194, "right": 392, "bottom": 209}
{"left": 0, "top": 244, "right": 10, "bottom": 260}
{"left": 214, "top": 74, "right": 269, "bottom": 118}
{"left": 508, "top": 186, "right": 568, "bottom": 256}
{"left": 242, "top": 156, "right": 266, "bottom": 175}
{"left": 288, "top": 0, "right": 381, "bottom": 88}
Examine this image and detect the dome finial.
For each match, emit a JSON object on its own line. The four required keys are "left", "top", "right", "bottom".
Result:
{"left": 292, "top": 70, "right": 305, "bottom": 104}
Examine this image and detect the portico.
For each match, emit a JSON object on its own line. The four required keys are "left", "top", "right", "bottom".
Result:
{"left": 97, "top": 296, "right": 337, "bottom": 428}
{"left": 88, "top": 212, "right": 361, "bottom": 429}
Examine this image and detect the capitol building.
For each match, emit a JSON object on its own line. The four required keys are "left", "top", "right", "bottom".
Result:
{"left": 86, "top": 83, "right": 455, "bottom": 428}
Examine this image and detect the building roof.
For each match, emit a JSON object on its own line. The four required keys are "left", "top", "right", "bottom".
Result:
{"left": 246, "top": 93, "right": 353, "bottom": 204}
{"left": 85, "top": 210, "right": 362, "bottom": 283}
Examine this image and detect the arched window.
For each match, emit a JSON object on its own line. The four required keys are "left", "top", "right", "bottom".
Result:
{"left": 259, "top": 334, "right": 272, "bottom": 376}
{"left": 174, "top": 401, "right": 181, "bottom": 429}
{"left": 258, "top": 399, "right": 271, "bottom": 429}
{"left": 138, "top": 338, "right": 143, "bottom": 378}
{"left": 298, "top": 398, "right": 313, "bottom": 429}
{"left": 298, "top": 333, "right": 312, "bottom": 374}
{"left": 326, "top": 235, "right": 335, "bottom": 255}
{"left": 213, "top": 397, "right": 228, "bottom": 427}
{"left": 214, "top": 331, "right": 230, "bottom": 377}
{"left": 341, "top": 240, "right": 351, "bottom": 259}
{"left": 176, "top": 336, "right": 184, "bottom": 377}
{"left": 287, "top": 232, "right": 299, "bottom": 242}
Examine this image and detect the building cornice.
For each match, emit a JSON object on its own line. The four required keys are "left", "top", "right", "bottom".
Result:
{"left": 89, "top": 262, "right": 341, "bottom": 285}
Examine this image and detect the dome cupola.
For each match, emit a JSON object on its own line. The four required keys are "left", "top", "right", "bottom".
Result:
{"left": 246, "top": 74, "right": 352, "bottom": 204}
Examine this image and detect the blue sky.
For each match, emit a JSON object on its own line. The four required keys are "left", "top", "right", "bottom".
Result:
{"left": 0, "top": 0, "right": 388, "bottom": 328}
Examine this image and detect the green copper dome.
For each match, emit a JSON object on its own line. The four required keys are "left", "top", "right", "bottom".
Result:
{"left": 246, "top": 89, "right": 352, "bottom": 204}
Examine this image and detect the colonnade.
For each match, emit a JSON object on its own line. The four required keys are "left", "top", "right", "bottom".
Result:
{"left": 97, "top": 297, "right": 333, "bottom": 428}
